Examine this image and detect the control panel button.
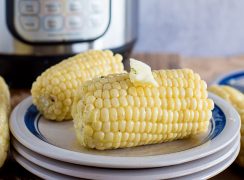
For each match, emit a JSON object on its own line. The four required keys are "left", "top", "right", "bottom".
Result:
{"left": 90, "top": 0, "right": 103, "bottom": 14}
{"left": 67, "top": 0, "right": 82, "bottom": 13}
{"left": 44, "top": 1, "right": 62, "bottom": 14}
{"left": 20, "top": 0, "right": 39, "bottom": 15}
{"left": 44, "top": 16, "right": 63, "bottom": 31}
{"left": 67, "top": 16, "right": 82, "bottom": 29}
{"left": 88, "top": 16, "right": 103, "bottom": 28}
{"left": 14, "top": 0, "right": 110, "bottom": 42}
{"left": 20, "top": 16, "right": 39, "bottom": 31}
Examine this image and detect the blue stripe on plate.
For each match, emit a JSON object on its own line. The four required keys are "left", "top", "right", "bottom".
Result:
{"left": 208, "top": 105, "right": 226, "bottom": 139}
{"left": 218, "top": 71, "right": 244, "bottom": 85}
{"left": 24, "top": 105, "right": 48, "bottom": 142}
{"left": 24, "top": 105, "right": 226, "bottom": 143}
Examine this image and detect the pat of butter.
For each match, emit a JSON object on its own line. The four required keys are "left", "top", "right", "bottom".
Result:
{"left": 129, "top": 58, "right": 158, "bottom": 87}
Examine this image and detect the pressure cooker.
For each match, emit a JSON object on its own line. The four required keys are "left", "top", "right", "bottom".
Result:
{"left": 0, "top": 0, "right": 138, "bottom": 88}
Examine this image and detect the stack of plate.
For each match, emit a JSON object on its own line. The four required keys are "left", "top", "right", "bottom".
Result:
{"left": 10, "top": 93, "right": 241, "bottom": 180}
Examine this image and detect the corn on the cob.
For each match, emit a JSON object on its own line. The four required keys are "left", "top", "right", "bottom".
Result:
{"left": 0, "top": 76, "right": 10, "bottom": 167}
{"left": 72, "top": 69, "right": 214, "bottom": 150}
{"left": 208, "top": 85, "right": 244, "bottom": 167}
{"left": 31, "top": 50, "right": 124, "bottom": 121}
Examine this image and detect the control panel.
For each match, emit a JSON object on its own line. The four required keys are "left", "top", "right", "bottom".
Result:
{"left": 9, "top": 0, "right": 110, "bottom": 43}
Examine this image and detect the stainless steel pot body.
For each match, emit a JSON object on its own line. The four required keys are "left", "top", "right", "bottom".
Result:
{"left": 0, "top": 0, "right": 138, "bottom": 56}
{"left": 0, "top": 0, "right": 138, "bottom": 87}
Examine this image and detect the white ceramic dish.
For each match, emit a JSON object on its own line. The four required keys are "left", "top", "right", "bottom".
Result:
{"left": 212, "top": 69, "right": 244, "bottom": 92}
{"left": 12, "top": 135, "right": 240, "bottom": 179}
{"left": 175, "top": 143, "right": 240, "bottom": 180}
{"left": 9, "top": 93, "right": 240, "bottom": 168}
{"left": 12, "top": 150, "right": 79, "bottom": 180}
{"left": 12, "top": 144, "right": 240, "bottom": 180}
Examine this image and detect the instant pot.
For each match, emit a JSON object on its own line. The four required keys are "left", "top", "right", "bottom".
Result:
{"left": 0, "top": 0, "right": 138, "bottom": 88}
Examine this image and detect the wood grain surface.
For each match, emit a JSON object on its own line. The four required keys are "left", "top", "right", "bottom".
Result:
{"left": 180, "top": 56, "right": 244, "bottom": 83}
{"left": 3, "top": 53, "right": 244, "bottom": 179}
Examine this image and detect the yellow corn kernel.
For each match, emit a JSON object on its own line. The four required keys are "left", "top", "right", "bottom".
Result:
{"left": 208, "top": 85, "right": 244, "bottom": 167}
{"left": 73, "top": 69, "right": 213, "bottom": 150}
{"left": 31, "top": 50, "right": 124, "bottom": 121}
{"left": 0, "top": 76, "right": 10, "bottom": 167}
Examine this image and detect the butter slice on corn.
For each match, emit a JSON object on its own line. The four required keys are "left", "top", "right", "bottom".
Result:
{"left": 129, "top": 58, "right": 158, "bottom": 87}
{"left": 72, "top": 61, "right": 214, "bottom": 150}
{"left": 31, "top": 50, "right": 124, "bottom": 121}
{"left": 208, "top": 85, "right": 244, "bottom": 167}
{"left": 0, "top": 76, "right": 10, "bottom": 167}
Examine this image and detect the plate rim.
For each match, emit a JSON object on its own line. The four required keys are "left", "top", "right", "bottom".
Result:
{"left": 9, "top": 93, "right": 241, "bottom": 168}
{"left": 12, "top": 143, "right": 240, "bottom": 180}
{"left": 11, "top": 135, "right": 240, "bottom": 179}
{"left": 12, "top": 150, "right": 78, "bottom": 180}
{"left": 176, "top": 142, "right": 240, "bottom": 180}
{"left": 211, "top": 69, "right": 244, "bottom": 85}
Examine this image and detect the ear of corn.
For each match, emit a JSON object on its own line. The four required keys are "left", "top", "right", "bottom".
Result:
{"left": 0, "top": 76, "right": 10, "bottom": 167}
{"left": 72, "top": 69, "right": 214, "bottom": 150}
{"left": 31, "top": 50, "right": 124, "bottom": 121}
{"left": 208, "top": 85, "right": 244, "bottom": 167}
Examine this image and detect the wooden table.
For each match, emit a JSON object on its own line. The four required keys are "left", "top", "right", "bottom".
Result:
{"left": 1, "top": 53, "right": 243, "bottom": 179}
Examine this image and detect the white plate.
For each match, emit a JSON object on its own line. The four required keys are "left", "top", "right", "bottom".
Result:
{"left": 175, "top": 143, "right": 240, "bottom": 180}
{"left": 12, "top": 144, "right": 240, "bottom": 180}
{"left": 212, "top": 69, "right": 244, "bottom": 92}
{"left": 12, "top": 135, "right": 240, "bottom": 180}
{"left": 12, "top": 150, "right": 79, "bottom": 180}
{"left": 9, "top": 93, "right": 240, "bottom": 168}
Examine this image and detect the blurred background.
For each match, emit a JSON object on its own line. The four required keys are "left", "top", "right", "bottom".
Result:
{"left": 1, "top": 0, "right": 244, "bottom": 88}
{"left": 135, "top": 0, "right": 244, "bottom": 57}
{"left": 0, "top": 0, "right": 243, "bottom": 179}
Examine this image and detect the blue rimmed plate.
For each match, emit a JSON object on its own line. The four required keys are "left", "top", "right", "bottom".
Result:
{"left": 11, "top": 135, "right": 240, "bottom": 179}
{"left": 212, "top": 69, "right": 244, "bottom": 92}
{"left": 9, "top": 93, "right": 240, "bottom": 169}
{"left": 12, "top": 140, "right": 240, "bottom": 180}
